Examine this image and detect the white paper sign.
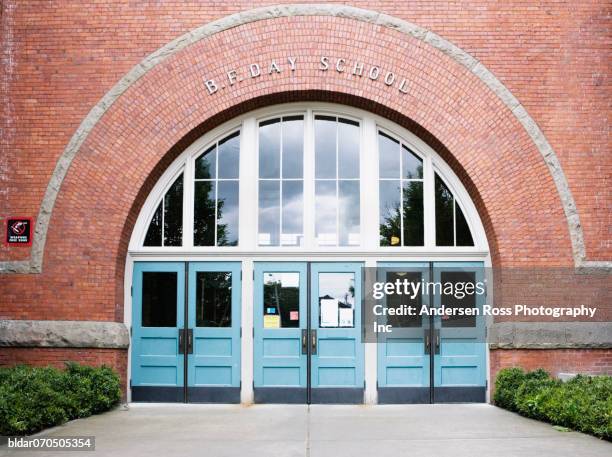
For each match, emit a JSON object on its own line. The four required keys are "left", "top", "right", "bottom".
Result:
{"left": 320, "top": 298, "right": 339, "bottom": 327}
{"left": 339, "top": 307, "right": 353, "bottom": 327}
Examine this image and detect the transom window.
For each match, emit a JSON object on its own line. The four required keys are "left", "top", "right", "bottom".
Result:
{"left": 136, "top": 104, "right": 482, "bottom": 252}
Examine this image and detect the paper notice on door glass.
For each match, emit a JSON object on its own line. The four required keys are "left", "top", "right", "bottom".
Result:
{"left": 264, "top": 315, "right": 280, "bottom": 329}
{"left": 289, "top": 310, "right": 299, "bottom": 321}
{"left": 320, "top": 298, "right": 339, "bottom": 327}
{"left": 339, "top": 307, "right": 353, "bottom": 327}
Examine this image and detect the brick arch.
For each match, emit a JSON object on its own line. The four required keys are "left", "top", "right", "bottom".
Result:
{"left": 0, "top": 5, "right": 594, "bottom": 321}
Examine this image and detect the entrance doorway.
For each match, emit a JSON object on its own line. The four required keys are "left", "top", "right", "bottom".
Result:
{"left": 376, "top": 262, "right": 487, "bottom": 403}
{"left": 253, "top": 262, "right": 364, "bottom": 404}
{"left": 131, "top": 261, "right": 241, "bottom": 402}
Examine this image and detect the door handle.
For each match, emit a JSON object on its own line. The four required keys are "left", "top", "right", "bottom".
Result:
{"left": 301, "top": 329, "right": 308, "bottom": 355}
{"left": 311, "top": 329, "right": 317, "bottom": 355}
{"left": 424, "top": 330, "right": 430, "bottom": 355}
{"left": 178, "top": 328, "right": 185, "bottom": 354}
{"left": 435, "top": 330, "right": 440, "bottom": 355}
{"left": 187, "top": 329, "right": 193, "bottom": 354}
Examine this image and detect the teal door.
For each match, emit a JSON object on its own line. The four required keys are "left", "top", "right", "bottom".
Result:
{"left": 188, "top": 262, "right": 241, "bottom": 402}
{"left": 253, "top": 262, "right": 364, "bottom": 404}
{"left": 253, "top": 263, "right": 308, "bottom": 403}
{"left": 131, "top": 261, "right": 241, "bottom": 403}
{"left": 376, "top": 261, "right": 487, "bottom": 403}
{"left": 432, "top": 262, "right": 486, "bottom": 402}
{"left": 376, "top": 262, "right": 431, "bottom": 404}
{"left": 131, "top": 262, "right": 185, "bottom": 402}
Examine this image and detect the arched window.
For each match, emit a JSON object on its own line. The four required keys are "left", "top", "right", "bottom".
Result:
{"left": 136, "top": 104, "right": 482, "bottom": 252}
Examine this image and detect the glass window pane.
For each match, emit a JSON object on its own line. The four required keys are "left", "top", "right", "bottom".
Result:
{"left": 217, "top": 131, "right": 240, "bottom": 179}
{"left": 195, "top": 145, "right": 216, "bottom": 179}
{"left": 194, "top": 181, "right": 216, "bottom": 246}
{"left": 163, "top": 173, "right": 183, "bottom": 247}
{"left": 282, "top": 180, "right": 303, "bottom": 246}
{"left": 440, "top": 271, "right": 476, "bottom": 327}
{"left": 315, "top": 180, "right": 337, "bottom": 246}
{"left": 258, "top": 180, "right": 280, "bottom": 246}
{"left": 217, "top": 180, "right": 239, "bottom": 246}
{"left": 378, "top": 131, "right": 400, "bottom": 179}
{"left": 338, "top": 119, "right": 359, "bottom": 179}
{"left": 142, "top": 272, "right": 177, "bottom": 327}
{"left": 318, "top": 272, "right": 355, "bottom": 328}
{"left": 455, "top": 202, "right": 474, "bottom": 247}
{"left": 435, "top": 174, "right": 454, "bottom": 246}
{"left": 315, "top": 116, "right": 337, "bottom": 179}
{"left": 282, "top": 116, "right": 304, "bottom": 179}
{"left": 196, "top": 272, "right": 232, "bottom": 327}
{"left": 402, "top": 181, "right": 424, "bottom": 246}
{"left": 263, "top": 272, "right": 300, "bottom": 328}
{"left": 402, "top": 145, "right": 423, "bottom": 179}
{"left": 144, "top": 201, "right": 162, "bottom": 246}
{"left": 259, "top": 119, "right": 281, "bottom": 179}
{"left": 385, "top": 271, "right": 422, "bottom": 328}
{"left": 339, "top": 180, "right": 360, "bottom": 246}
{"left": 379, "top": 180, "right": 401, "bottom": 246}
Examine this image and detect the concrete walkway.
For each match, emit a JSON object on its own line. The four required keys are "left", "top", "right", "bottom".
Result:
{"left": 1, "top": 404, "right": 610, "bottom": 457}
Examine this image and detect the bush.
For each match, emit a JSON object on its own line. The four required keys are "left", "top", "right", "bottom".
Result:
{"left": 0, "top": 363, "right": 121, "bottom": 436}
{"left": 494, "top": 368, "right": 612, "bottom": 440}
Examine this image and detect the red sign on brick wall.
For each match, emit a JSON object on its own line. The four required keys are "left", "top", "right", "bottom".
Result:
{"left": 5, "top": 217, "right": 33, "bottom": 246}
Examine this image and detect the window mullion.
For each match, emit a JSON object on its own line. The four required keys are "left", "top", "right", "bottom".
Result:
{"left": 184, "top": 160, "right": 194, "bottom": 248}
{"left": 239, "top": 117, "right": 257, "bottom": 250}
{"left": 362, "top": 117, "right": 379, "bottom": 250}
{"left": 303, "top": 109, "right": 315, "bottom": 249}
{"left": 424, "top": 158, "right": 436, "bottom": 248}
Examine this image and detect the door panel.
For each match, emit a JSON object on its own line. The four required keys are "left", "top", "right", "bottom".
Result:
{"left": 432, "top": 262, "right": 486, "bottom": 403}
{"left": 131, "top": 262, "right": 185, "bottom": 402}
{"left": 376, "top": 262, "right": 430, "bottom": 404}
{"left": 254, "top": 263, "right": 308, "bottom": 403}
{"left": 310, "top": 263, "right": 364, "bottom": 403}
{"left": 188, "top": 262, "right": 241, "bottom": 403}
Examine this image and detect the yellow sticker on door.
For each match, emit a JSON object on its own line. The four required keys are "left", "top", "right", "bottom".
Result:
{"left": 264, "top": 315, "right": 280, "bottom": 328}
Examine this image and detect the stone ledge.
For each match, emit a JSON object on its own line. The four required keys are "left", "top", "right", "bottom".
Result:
{"left": 0, "top": 320, "right": 129, "bottom": 349}
{"left": 489, "top": 322, "right": 612, "bottom": 349}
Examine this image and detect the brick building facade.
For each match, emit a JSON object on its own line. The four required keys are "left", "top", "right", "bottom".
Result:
{"left": 0, "top": 1, "right": 610, "bottom": 403}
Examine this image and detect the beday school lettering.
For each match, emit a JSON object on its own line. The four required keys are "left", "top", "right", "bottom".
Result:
{"left": 204, "top": 56, "right": 409, "bottom": 95}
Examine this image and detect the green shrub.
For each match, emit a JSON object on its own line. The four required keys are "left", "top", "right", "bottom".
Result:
{"left": 494, "top": 368, "right": 612, "bottom": 440}
{"left": 0, "top": 363, "right": 121, "bottom": 436}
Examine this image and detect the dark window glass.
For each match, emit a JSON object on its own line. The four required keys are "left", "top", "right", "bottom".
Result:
{"left": 142, "top": 272, "right": 177, "bottom": 327}
{"left": 282, "top": 116, "right": 304, "bottom": 179}
{"left": 435, "top": 174, "right": 454, "bottom": 246}
{"left": 378, "top": 131, "right": 400, "bottom": 179}
{"left": 315, "top": 116, "right": 336, "bottom": 179}
{"left": 440, "top": 271, "right": 477, "bottom": 327}
{"left": 455, "top": 203, "right": 474, "bottom": 246}
{"left": 196, "top": 271, "right": 232, "bottom": 327}
{"left": 385, "top": 271, "right": 422, "bottom": 328}
{"left": 194, "top": 181, "right": 216, "bottom": 246}
{"left": 379, "top": 180, "right": 401, "bottom": 246}
{"left": 402, "top": 145, "right": 423, "bottom": 179}
{"left": 144, "top": 202, "right": 162, "bottom": 246}
{"left": 259, "top": 119, "right": 281, "bottom": 179}
{"left": 217, "top": 180, "right": 239, "bottom": 246}
{"left": 163, "top": 174, "right": 183, "bottom": 246}
{"left": 263, "top": 272, "right": 300, "bottom": 328}
{"left": 195, "top": 145, "right": 216, "bottom": 179}
{"left": 402, "top": 181, "right": 424, "bottom": 246}
{"left": 218, "top": 132, "right": 240, "bottom": 179}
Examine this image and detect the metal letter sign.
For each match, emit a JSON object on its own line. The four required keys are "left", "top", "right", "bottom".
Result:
{"left": 5, "top": 217, "right": 33, "bottom": 246}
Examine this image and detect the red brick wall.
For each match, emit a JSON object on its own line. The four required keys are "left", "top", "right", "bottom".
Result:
{"left": 0, "top": 2, "right": 609, "bottom": 379}
{"left": 0, "top": 348, "right": 128, "bottom": 398}
{"left": 490, "top": 348, "right": 612, "bottom": 387}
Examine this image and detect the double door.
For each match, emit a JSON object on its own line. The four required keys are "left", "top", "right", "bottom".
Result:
{"left": 377, "top": 262, "right": 487, "bottom": 403}
{"left": 131, "top": 262, "right": 241, "bottom": 402}
{"left": 254, "top": 262, "right": 364, "bottom": 404}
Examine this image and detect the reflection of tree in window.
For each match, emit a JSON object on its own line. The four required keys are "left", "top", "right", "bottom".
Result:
{"left": 196, "top": 272, "right": 232, "bottom": 327}
{"left": 379, "top": 168, "right": 424, "bottom": 246}
{"left": 144, "top": 173, "right": 183, "bottom": 247}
